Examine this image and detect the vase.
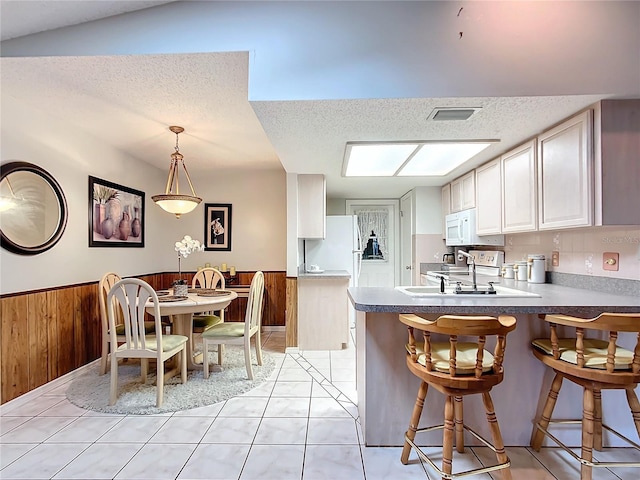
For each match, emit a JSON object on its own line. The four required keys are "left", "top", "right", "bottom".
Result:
{"left": 174, "top": 284, "right": 188, "bottom": 296}
{"left": 107, "top": 198, "right": 122, "bottom": 238}
{"left": 119, "top": 211, "right": 131, "bottom": 241}
{"left": 93, "top": 204, "right": 106, "bottom": 235}
{"left": 101, "top": 218, "right": 114, "bottom": 239}
{"left": 131, "top": 207, "right": 141, "bottom": 238}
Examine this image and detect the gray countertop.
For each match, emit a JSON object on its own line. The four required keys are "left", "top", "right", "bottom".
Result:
{"left": 348, "top": 277, "right": 640, "bottom": 317}
{"left": 299, "top": 269, "right": 351, "bottom": 279}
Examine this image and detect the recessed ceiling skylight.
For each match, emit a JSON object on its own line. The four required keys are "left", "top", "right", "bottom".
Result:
{"left": 343, "top": 141, "right": 498, "bottom": 177}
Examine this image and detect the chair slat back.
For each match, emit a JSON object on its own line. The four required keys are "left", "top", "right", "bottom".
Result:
{"left": 541, "top": 313, "right": 640, "bottom": 374}
{"left": 192, "top": 268, "right": 225, "bottom": 316}
{"left": 192, "top": 267, "right": 225, "bottom": 289}
{"left": 245, "top": 271, "right": 265, "bottom": 336}
{"left": 399, "top": 314, "right": 516, "bottom": 378}
{"left": 107, "top": 278, "right": 162, "bottom": 352}
{"left": 99, "top": 272, "right": 122, "bottom": 334}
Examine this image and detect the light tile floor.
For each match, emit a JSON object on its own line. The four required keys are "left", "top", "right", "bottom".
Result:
{"left": 1, "top": 330, "right": 638, "bottom": 479}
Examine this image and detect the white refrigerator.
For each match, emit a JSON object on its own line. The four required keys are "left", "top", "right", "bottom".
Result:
{"left": 304, "top": 215, "right": 362, "bottom": 288}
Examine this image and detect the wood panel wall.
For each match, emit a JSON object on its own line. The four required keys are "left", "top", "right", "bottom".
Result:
{"left": 0, "top": 271, "right": 285, "bottom": 404}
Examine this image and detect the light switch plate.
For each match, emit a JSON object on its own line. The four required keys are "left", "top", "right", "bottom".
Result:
{"left": 603, "top": 252, "right": 619, "bottom": 271}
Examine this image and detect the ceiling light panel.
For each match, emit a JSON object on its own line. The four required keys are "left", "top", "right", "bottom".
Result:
{"left": 344, "top": 143, "right": 419, "bottom": 176}
{"left": 398, "top": 142, "right": 494, "bottom": 176}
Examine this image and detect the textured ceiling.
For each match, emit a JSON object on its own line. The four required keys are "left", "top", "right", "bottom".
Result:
{"left": 0, "top": 1, "right": 177, "bottom": 41}
{"left": 2, "top": 53, "right": 281, "bottom": 173}
{"left": 1, "top": 1, "right": 639, "bottom": 199}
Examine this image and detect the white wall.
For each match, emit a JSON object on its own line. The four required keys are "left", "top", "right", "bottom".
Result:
{"left": 1, "top": 95, "right": 287, "bottom": 295}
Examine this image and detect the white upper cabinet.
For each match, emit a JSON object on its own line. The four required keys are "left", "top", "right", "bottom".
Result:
{"left": 441, "top": 183, "right": 451, "bottom": 238}
{"left": 537, "top": 110, "right": 593, "bottom": 230}
{"left": 502, "top": 140, "right": 537, "bottom": 233}
{"left": 475, "top": 158, "right": 502, "bottom": 235}
{"left": 594, "top": 99, "right": 640, "bottom": 225}
{"left": 450, "top": 171, "right": 475, "bottom": 212}
{"left": 297, "top": 174, "right": 326, "bottom": 238}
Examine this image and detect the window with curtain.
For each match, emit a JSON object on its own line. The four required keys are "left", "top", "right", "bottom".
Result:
{"left": 355, "top": 208, "right": 388, "bottom": 261}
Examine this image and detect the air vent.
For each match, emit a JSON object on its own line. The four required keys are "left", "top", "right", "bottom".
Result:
{"left": 428, "top": 107, "right": 481, "bottom": 121}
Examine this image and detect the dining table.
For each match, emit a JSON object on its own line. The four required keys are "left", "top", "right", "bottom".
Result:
{"left": 145, "top": 289, "right": 238, "bottom": 370}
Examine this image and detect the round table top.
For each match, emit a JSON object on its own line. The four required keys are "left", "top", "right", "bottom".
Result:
{"left": 145, "top": 290, "right": 238, "bottom": 315}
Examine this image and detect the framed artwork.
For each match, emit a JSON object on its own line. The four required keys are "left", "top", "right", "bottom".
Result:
{"left": 204, "top": 203, "right": 232, "bottom": 251}
{"left": 89, "top": 176, "right": 144, "bottom": 247}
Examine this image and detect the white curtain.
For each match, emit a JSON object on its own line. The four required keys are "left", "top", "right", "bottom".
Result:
{"left": 355, "top": 208, "right": 388, "bottom": 260}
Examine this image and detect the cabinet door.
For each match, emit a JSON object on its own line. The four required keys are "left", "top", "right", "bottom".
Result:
{"left": 450, "top": 171, "right": 475, "bottom": 212}
{"left": 460, "top": 171, "right": 476, "bottom": 210}
{"left": 297, "top": 174, "right": 326, "bottom": 238}
{"left": 450, "top": 178, "right": 463, "bottom": 212}
{"left": 502, "top": 140, "right": 537, "bottom": 233}
{"left": 475, "top": 159, "right": 502, "bottom": 234}
{"left": 537, "top": 110, "right": 593, "bottom": 230}
{"left": 441, "top": 183, "right": 451, "bottom": 237}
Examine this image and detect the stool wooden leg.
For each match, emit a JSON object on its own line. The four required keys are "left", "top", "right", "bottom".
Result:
{"left": 531, "top": 372, "right": 564, "bottom": 450}
{"left": 454, "top": 395, "right": 464, "bottom": 453}
{"left": 482, "top": 391, "right": 511, "bottom": 480}
{"left": 581, "top": 387, "right": 595, "bottom": 480}
{"left": 625, "top": 387, "right": 640, "bottom": 439}
{"left": 593, "top": 389, "right": 603, "bottom": 451}
{"left": 401, "top": 380, "right": 428, "bottom": 465}
{"left": 442, "top": 395, "right": 455, "bottom": 477}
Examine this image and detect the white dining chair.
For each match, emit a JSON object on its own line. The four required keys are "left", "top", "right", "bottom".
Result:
{"left": 107, "top": 278, "right": 188, "bottom": 407}
{"left": 191, "top": 267, "right": 226, "bottom": 332}
{"left": 201, "top": 271, "right": 264, "bottom": 380}
{"left": 99, "top": 272, "right": 157, "bottom": 375}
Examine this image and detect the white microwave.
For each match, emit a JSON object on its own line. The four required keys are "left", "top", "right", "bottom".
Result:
{"left": 445, "top": 209, "right": 505, "bottom": 246}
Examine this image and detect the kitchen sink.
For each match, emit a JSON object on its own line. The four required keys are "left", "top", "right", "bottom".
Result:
{"left": 395, "top": 285, "right": 541, "bottom": 298}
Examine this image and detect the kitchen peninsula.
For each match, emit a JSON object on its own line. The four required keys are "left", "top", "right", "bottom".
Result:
{"left": 298, "top": 270, "right": 351, "bottom": 350}
{"left": 348, "top": 281, "right": 640, "bottom": 447}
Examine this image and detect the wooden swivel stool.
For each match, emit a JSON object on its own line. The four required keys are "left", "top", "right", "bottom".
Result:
{"left": 399, "top": 313, "right": 516, "bottom": 480}
{"left": 531, "top": 313, "right": 640, "bottom": 480}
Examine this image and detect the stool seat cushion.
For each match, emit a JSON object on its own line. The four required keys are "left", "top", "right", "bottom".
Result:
{"left": 408, "top": 342, "right": 494, "bottom": 375}
{"left": 532, "top": 338, "right": 634, "bottom": 370}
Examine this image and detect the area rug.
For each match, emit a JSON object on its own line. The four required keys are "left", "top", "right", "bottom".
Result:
{"left": 66, "top": 345, "right": 275, "bottom": 415}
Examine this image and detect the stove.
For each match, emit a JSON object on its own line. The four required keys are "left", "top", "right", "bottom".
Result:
{"left": 424, "top": 250, "right": 504, "bottom": 285}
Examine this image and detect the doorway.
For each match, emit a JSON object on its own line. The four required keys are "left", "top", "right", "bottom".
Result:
{"left": 346, "top": 200, "right": 399, "bottom": 287}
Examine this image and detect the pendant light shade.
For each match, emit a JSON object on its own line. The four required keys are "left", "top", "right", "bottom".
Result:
{"left": 152, "top": 126, "right": 202, "bottom": 219}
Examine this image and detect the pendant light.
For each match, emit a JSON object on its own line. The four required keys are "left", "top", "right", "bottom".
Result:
{"left": 152, "top": 126, "right": 202, "bottom": 219}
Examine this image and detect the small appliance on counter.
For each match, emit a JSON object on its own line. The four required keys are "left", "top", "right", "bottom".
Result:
{"left": 527, "top": 254, "right": 546, "bottom": 283}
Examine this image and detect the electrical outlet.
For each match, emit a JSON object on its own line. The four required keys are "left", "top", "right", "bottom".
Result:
{"left": 551, "top": 251, "right": 560, "bottom": 267}
{"left": 603, "top": 252, "right": 619, "bottom": 271}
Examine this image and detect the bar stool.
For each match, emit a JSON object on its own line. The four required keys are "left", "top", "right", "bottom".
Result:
{"left": 399, "top": 313, "right": 517, "bottom": 480}
{"left": 531, "top": 313, "right": 640, "bottom": 480}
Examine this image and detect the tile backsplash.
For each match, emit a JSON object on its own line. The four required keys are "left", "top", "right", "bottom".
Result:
{"left": 415, "top": 226, "right": 640, "bottom": 281}
{"left": 503, "top": 226, "right": 640, "bottom": 281}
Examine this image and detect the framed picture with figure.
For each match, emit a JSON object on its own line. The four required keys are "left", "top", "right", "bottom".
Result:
{"left": 204, "top": 203, "right": 232, "bottom": 251}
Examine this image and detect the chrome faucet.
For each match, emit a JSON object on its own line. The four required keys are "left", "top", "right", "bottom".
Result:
{"left": 458, "top": 250, "right": 477, "bottom": 291}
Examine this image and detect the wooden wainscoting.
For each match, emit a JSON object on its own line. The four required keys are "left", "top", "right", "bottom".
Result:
{"left": 0, "top": 271, "right": 285, "bottom": 405}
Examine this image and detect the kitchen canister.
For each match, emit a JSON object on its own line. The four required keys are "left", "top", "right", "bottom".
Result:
{"left": 501, "top": 263, "right": 515, "bottom": 279}
{"left": 515, "top": 261, "right": 528, "bottom": 281}
{"left": 528, "top": 254, "right": 546, "bottom": 283}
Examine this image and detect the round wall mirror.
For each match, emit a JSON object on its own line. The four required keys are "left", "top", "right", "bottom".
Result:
{"left": 0, "top": 161, "right": 68, "bottom": 255}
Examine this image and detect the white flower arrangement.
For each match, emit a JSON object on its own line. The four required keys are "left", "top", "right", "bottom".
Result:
{"left": 175, "top": 235, "right": 204, "bottom": 258}
{"left": 174, "top": 235, "right": 204, "bottom": 283}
